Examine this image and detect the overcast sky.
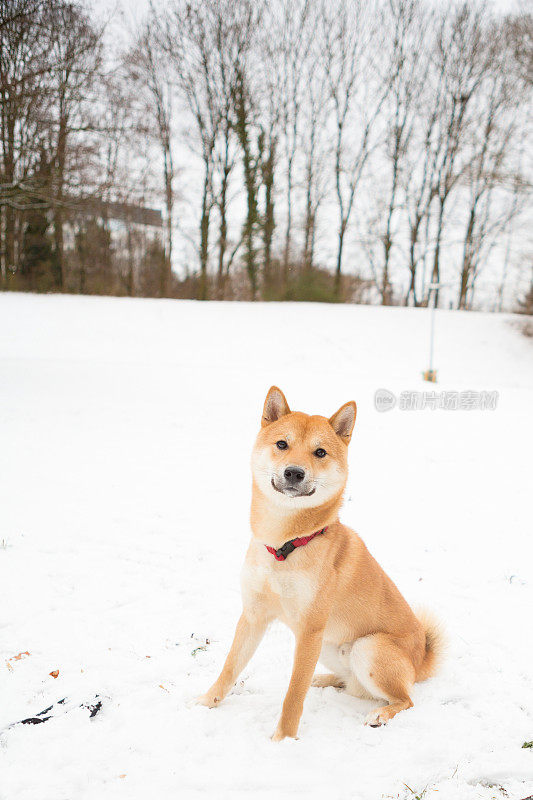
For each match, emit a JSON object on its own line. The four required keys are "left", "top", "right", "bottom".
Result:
{"left": 94, "top": 0, "right": 524, "bottom": 29}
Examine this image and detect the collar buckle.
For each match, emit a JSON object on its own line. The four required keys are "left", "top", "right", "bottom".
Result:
{"left": 275, "top": 541, "right": 296, "bottom": 560}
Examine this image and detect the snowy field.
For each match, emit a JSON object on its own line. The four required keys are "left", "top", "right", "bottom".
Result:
{"left": 1, "top": 292, "right": 532, "bottom": 800}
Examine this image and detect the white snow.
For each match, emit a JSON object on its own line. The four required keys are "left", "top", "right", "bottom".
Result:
{"left": 1, "top": 292, "right": 532, "bottom": 800}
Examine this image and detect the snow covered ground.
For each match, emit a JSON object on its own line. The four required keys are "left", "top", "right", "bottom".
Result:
{"left": 1, "top": 292, "right": 532, "bottom": 800}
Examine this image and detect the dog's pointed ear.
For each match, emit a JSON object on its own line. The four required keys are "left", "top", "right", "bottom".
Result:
{"left": 262, "top": 386, "right": 290, "bottom": 427}
{"left": 329, "top": 401, "right": 357, "bottom": 443}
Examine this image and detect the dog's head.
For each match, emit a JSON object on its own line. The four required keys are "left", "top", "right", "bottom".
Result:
{"left": 251, "top": 386, "right": 356, "bottom": 508}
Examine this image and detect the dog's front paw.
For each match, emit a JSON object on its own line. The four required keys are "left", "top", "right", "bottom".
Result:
{"left": 271, "top": 723, "right": 298, "bottom": 742}
{"left": 196, "top": 692, "right": 222, "bottom": 709}
{"left": 364, "top": 707, "right": 388, "bottom": 727}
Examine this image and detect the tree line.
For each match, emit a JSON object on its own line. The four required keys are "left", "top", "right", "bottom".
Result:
{"left": 1, "top": 0, "right": 531, "bottom": 308}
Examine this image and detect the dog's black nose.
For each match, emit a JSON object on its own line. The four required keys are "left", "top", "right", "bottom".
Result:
{"left": 284, "top": 466, "right": 305, "bottom": 483}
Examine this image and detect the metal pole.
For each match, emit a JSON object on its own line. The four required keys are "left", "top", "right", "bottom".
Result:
{"left": 425, "top": 282, "right": 440, "bottom": 382}
{"left": 429, "top": 287, "right": 436, "bottom": 372}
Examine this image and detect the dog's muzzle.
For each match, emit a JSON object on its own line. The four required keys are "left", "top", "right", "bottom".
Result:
{"left": 271, "top": 469, "right": 316, "bottom": 497}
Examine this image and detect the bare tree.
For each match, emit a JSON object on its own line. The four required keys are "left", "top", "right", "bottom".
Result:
{"left": 0, "top": 0, "right": 52, "bottom": 281}
{"left": 255, "top": 19, "right": 281, "bottom": 291}
{"left": 210, "top": 0, "right": 258, "bottom": 298}
{"left": 320, "top": 0, "right": 390, "bottom": 298}
{"left": 233, "top": 65, "right": 261, "bottom": 298}
{"left": 503, "top": 9, "right": 533, "bottom": 87}
{"left": 127, "top": 21, "right": 174, "bottom": 297}
{"left": 457, "top": 40, "right": 528, "bottom": 309}
{"left": 425, "top": 4, "right": 492, "bottom": 306}
{"left": 371, "top": 0, "right": 431, "bottom": 305}
{"left": 275, "top": 0, "right": 313, "bottom": 284}
{"left": 212, "top": 20, "right": 238, "bottom": 299}
{"left": 160, "top": 1, "right": 222, "bottom": 300}
{"left": 402, "top": 18, "right": 446, "bottom": 307}
{"left": 45, "top": 2, "right": 103, "bottom": 289}
{"left": 301, "top": 3, "right": 330, "bottom": 273}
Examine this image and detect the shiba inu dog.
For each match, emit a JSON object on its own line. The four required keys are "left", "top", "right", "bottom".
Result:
{"left": 198, "top": 386, "right": 442, "bottom": 740}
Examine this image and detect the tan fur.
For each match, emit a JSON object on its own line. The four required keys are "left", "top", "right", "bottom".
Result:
{"left": 415, "top": 608, "right": 446, "bottom": 682}
{"left": 198, "top": 387, "right": 443, "bottom": 739}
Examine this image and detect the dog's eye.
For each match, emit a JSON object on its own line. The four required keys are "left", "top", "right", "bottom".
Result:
{"left": 276, "top": 440, "right": 288, "bottom": 450}
{"left": 314, "top": 448, "right": 327, "bottom": 458}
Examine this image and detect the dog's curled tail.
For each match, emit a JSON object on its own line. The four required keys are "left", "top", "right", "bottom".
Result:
{"left": 416, "top": 609, "right": 445, "bottom": 681}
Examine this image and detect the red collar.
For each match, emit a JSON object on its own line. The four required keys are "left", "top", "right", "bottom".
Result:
{"left": 265, "top": 527, "right": 328, "bottom": 561}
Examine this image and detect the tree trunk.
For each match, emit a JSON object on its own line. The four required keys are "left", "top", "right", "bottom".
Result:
{"left": 335, "top": 224, "right": 346, "bottom": 300}
{"left": 4, "top": 116, "right": 16, "bottom": 276}
{"left": 242, "top": 146, "right": 258, "bottom": 300}
{"left": 0, "top": 206, "right": 5, "bottom": 285}
{"left": 431, "top": 199, "right": 445, "bottom": 306}
{"left": 405, "top": 221, "right": 421, "bottom": 306}
{"left": 303, "top": 162, "right": 314, "bottom": 272}
{"left": 53, "top": 113, "right": 68, "bottom": 291}
{"left": 382, "top": 145, "right": 400, "bottom": 306}
{"left": 5, "top": 206, "right": 15, "bottom": 277}
{"left": 303, "top": 208, "right": 315, "bottom": 273}
{"left": 458, "top": 206, "right": 476, "bottom": 310}
{"left": 198, "top": 161, "right": 211, "bottom": 301}
{"left": 381, "top": 233, "right": 392, "bottom": 305}
{"left": 262, "top": 138, "right": 275, "bottom": 292}
{"left": 217, "top": 175, "right": 228, "bottom": 300}
{"left": 161, "top": 144, "right": 173, "bottom": 297}
{"left": 127, "top": 226, "right": 135, "bottom": 296}
{"left": 217, "top": 132, "right": 230, "bottom": 300}
{"left": 53, "top": 205, "right": 64, "bottom": 290}
{"left": 282, "top": 162, "right": 293, "bottom": 286}
{"left": 233, "top": 73, "right": 258, "bottom": 300}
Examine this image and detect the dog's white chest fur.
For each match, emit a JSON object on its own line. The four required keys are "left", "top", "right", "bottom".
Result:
{"left": 241, "top": 560, "right": 316, "bottom": 617}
